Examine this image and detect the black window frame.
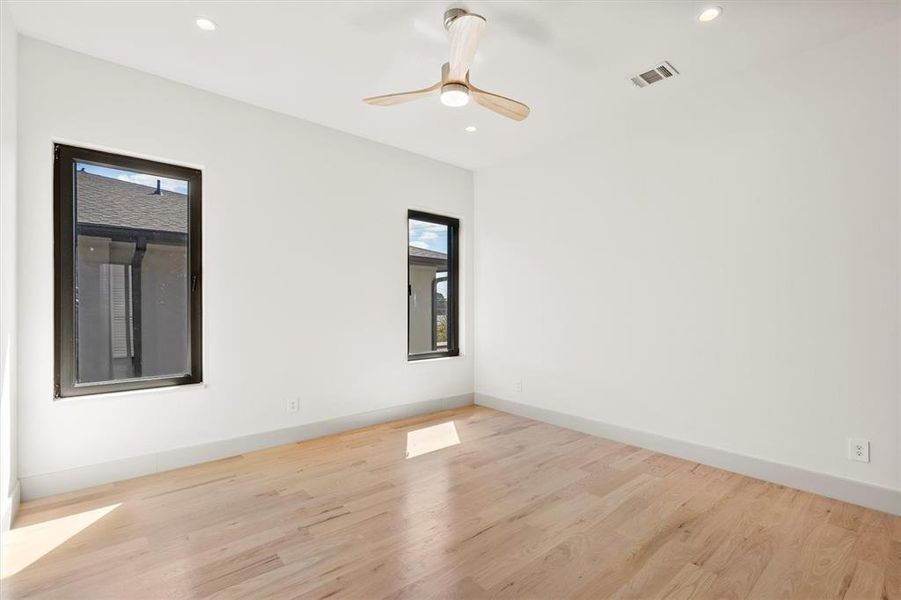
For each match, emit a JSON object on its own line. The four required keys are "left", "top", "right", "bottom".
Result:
{"left": 407, "top": 210, "right": 459, "bottom": 361}
{"left": 54, "top": 144, "right": 203, "bottom": 398}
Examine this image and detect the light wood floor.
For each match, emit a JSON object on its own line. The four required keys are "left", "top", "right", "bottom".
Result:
{"left": 2, "top": 406, "right": 899, "bottom": 599}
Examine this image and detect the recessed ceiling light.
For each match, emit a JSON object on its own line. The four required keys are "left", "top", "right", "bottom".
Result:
{"left": 440, "top": 84, "right": 469, "bottom": 108}
{"left": 697, "top": 6, "right": 722, "bottom": 22}
{"left": 195, "top": 17, "right": 217, "bottom": 31}
{"left": 464, "top": 125, "right": 477, "bottom": 133}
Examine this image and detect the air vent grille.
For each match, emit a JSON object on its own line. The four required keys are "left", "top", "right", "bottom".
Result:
{"left": 631, "top": 61, "right": 679, "bottom": 88}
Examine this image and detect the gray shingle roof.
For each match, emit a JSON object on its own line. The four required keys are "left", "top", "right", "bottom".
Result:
{"left": 76, "top": 171, "right": 187, "bottom": 233}
{"left": 409, "top": 246, "right": 447, "bottom": 261}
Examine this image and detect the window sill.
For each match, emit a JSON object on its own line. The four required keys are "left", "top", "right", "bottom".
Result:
{"left": 54, "top": 381, "right": 208, "bottom": 404}
{"left": 407, "top": 354, "right": 463, "bottom": 364}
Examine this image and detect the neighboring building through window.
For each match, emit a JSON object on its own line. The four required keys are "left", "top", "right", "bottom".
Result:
{"left": 408, "top": 211, "right": 459, "bottom": 360}
{"left": 54, "top": 145, "right": 202, "bottom": 397}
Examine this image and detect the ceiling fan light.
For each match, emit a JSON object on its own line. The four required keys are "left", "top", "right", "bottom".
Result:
{"left": 440, "top": 83, "right": 470, "bottom": 107}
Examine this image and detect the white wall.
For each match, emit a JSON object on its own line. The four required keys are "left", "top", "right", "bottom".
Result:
{"left": 475, "top": 21, "right": 900, "bottom": 493}
{"left": 17, "top": 38, "right": 473, "bottom": 487}
{"left": 0, "top": 2, "right": 19, "bottom": 528}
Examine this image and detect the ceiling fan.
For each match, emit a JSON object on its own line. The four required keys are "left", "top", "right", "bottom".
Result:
{"left": 363, "top": 8, "right": 530, "bottom": 121}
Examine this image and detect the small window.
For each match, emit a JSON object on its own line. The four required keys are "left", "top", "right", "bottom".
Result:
{"left": 408, "top": 210, "right": 459, "bottom": 360}
{"left": 54, "top": 145, "right": 202, "bottom": 397}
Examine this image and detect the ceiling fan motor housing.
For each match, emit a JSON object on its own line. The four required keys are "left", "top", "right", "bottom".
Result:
{"left": 442, "top": 83, "right": 468, "bottom": 95}
{"left": 443, "top": 8, "right": 470, "bottom": 31}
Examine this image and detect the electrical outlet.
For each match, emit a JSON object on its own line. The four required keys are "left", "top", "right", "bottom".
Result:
{"left": 287, "top": 398, "right": 300, "bottom": 413}
{"left": 848, "top": 438, "right": 869, "bottom": 463}
{"left": 514, "top": 379, "right": 523, "bottom": 393}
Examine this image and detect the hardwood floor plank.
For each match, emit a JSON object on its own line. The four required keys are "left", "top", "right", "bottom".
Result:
{"left": 654, "top": 563, "right": 718, "bottom": 600}
{"left": 793, "top": 522, "right": 859, "bottom": 599}
{"left": 843, "top": 559, "right": 885, "bottom": 600}
{"left": 882, "top": 541, "right": 901, "bottom": 600}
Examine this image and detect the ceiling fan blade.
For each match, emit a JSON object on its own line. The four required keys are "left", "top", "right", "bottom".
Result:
{"left": 363, "top": 82, "right": 441, "bottom": 106}
{"left": 469, "top": 86, "right": 530, "bottom": 121}
{"left": 447, "top": 13, "right": 486, "bottom": 82}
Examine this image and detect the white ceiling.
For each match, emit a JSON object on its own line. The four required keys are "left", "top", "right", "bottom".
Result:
{"left": 7, "top": 1, "right": 898, "bottom": 170}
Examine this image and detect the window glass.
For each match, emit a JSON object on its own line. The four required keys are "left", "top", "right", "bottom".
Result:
{"left": 75, "top": 163, "right": 190, "bottom": 383}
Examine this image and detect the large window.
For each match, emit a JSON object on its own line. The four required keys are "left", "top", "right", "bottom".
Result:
{"left": 54, "top": 145, "right": 202, "bottom": 397}
{"left": 408, "top": 210, "right": 458, "bottom": 360}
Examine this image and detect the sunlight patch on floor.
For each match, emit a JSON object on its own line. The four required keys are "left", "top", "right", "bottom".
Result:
{"left": 0, "top": 503, "right": 121, "bottom": 579}
{"left": 405, "top": 421, "right": 460, "bottom": 459}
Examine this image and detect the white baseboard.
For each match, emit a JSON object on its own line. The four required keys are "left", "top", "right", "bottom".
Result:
{"left": 1, "top": 480, "right": 20, "bottom": 531}
{"left": 20, "top": 394, "right": 473, "bottom": 501}
{"left": 475, "top": 394, "right": 901, "bottom": 516}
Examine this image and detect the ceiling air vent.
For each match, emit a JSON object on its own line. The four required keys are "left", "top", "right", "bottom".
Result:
{"left": 631, "top": 62, "right": 679, "bottom": 88}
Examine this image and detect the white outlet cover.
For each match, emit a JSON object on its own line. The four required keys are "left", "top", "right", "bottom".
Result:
{"left": 847, "top": 438, "right": 869, "bottom": 463}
